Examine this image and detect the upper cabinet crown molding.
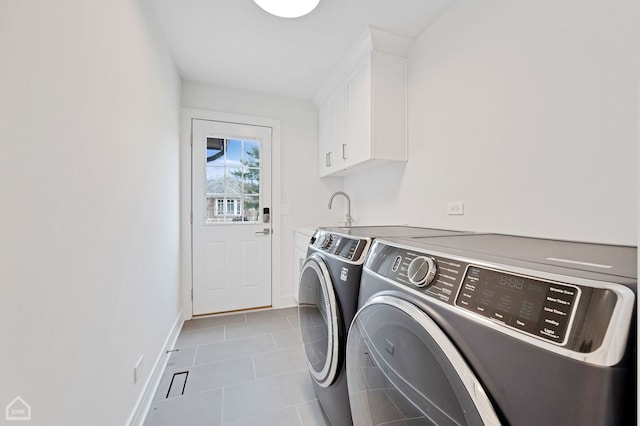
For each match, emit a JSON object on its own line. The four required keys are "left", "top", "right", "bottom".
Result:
{"left": 313, "top": 26, "right": 414, "bottom": 107}
{"left": 315, "top": 27, "right": 413, "bottom": 178}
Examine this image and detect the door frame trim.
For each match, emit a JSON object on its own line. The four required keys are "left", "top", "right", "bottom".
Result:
{"left": 180, "top": 108, "right": 282, "bottom": 321}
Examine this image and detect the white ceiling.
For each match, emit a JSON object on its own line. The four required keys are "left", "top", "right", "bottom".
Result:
{"left": 150, "top": 0, "right": 455, "bottom": 100}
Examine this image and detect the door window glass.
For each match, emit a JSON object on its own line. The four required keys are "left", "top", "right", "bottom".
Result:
{"left": 205, "top": 137, "right": 261, "bottom": 223}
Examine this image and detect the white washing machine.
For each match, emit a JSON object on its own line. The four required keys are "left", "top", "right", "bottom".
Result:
{"left": 347, "top": 234, "right": 636, "bottom": 425}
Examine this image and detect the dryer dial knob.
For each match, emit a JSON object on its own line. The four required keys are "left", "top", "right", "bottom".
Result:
{"left": 320, "top": 234, "right": 333, "bottom": 250}
{"left": 407, "top": 256, "right": 437, "bottom": 287}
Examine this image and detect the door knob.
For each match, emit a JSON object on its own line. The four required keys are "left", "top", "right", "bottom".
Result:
{"left": 255, "top": 228, "right": 271, "bottom": 235}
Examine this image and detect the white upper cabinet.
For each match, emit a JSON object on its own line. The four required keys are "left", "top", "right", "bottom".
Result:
{"left": 315, "top": 27, "right": 412, "bottom": 177}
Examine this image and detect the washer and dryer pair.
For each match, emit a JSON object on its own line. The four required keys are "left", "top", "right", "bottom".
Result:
{"left": 299, "top": 229, "right": 637, "bottom": 425}
{"left": 297, "top": 226, "right": 470, "bottom": 426}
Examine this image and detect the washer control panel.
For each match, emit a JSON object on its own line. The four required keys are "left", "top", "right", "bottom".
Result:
{"left": 310, "top": 230, "right": 368, "bottom": 263}
{"left": 365, "top": 241, "right": 623, "bottom": 352}
{"left": 457, "top": 265, "right": 579, "bottom": 344}
{"left": 385, "top": 250, "right": 466, "bottom": 304}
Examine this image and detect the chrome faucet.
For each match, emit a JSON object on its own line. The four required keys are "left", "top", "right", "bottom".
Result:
{"left": 328, "top": 191, "right": 353, "bottom": 227}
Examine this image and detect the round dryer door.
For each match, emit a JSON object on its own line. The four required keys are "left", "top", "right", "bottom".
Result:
{"left": 346, "top": 295, "right": 500, "bottom": 426}
{"left": 298, "top": 254, "right": 341, "bottom": 387}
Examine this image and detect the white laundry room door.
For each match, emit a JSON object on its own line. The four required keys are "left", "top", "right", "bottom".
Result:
{"left": 191, "top": 119, "right": 272, "bottom": 315}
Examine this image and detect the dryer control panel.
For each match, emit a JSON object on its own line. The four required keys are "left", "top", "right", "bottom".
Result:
{"left": 365, "top": 241, "right": 627, "bottom": 353}
{"left": 310, "top": 230, "right": 369, "bottom": 263}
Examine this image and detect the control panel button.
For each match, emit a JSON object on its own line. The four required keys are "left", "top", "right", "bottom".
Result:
{"left": 392, "top": 256, "right": 403, "bottom": 272}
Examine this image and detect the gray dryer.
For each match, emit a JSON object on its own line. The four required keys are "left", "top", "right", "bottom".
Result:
{"left": 347, "top": 234, "right": 636, "bottom": 425}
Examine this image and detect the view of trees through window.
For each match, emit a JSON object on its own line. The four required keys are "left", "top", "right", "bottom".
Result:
{"left": 205, "top": 137, "right": 261, "bottom": 223}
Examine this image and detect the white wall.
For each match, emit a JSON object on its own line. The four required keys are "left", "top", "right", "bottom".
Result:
{"left": 181, "top": 81, "right": 344, "bottom": 306}
{"left": 0, "top": 0, "right": 181, "bottom": 425}
{"left": 345, "top": 0, "right": 639, "bottom": 245}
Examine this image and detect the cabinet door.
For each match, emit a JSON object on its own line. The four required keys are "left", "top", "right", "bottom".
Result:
{"left": 370, "top": 51, "right": 407, "bottom": 163}
{"left": 345, "top": 58, "right": 372, "bottom": 169}
{"left": 293, "top": 247, "right": 306, "bottom": 302}
{"left": 318, "top": 100, "right": 332, "bottom": 176}
{"left": 318, "top": 85, "right": 346, "bottom": 177}
{"left": 331, "top": 85, "right": 346, "bottom": 169}
{"left": 293, "top": 230, "right": 313, "bottom": 303}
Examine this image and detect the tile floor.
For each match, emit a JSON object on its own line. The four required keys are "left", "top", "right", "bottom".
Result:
{"left": 144, "top": 307, "right": 330, "bottom": 426}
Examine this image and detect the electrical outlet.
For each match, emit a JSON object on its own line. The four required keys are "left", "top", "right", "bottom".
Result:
{"left": 134, "top": 355, "right": 144, "bottom": 383}
{"left": 447, "top": 202, "right": 464, "bottom": 215}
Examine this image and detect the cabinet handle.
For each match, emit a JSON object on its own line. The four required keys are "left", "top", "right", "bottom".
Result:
{"left": 342, "top": 144, "right": 347, "bottom": 160}
{"left": 326, "top": 152, "right": 332, "bottom": 167}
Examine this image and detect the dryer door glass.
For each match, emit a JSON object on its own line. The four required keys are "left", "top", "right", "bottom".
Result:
{"left": 298, "top": 255, "right": 341, "bottom": 387}
{"left": 346, "top": 295, "right": 500, "bottom": 426}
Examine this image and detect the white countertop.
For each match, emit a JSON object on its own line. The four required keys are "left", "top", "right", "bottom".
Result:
{"left": 294, "top": 227, "right": 317, "bottom": 236}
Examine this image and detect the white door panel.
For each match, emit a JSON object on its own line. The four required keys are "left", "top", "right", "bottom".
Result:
{"left": 192, "top": 119, "right": 272, "bottom": 315}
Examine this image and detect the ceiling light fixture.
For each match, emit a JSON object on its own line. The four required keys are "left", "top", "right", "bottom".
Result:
{"left": 254, "top": 0, "right": 320, "bottom": 18}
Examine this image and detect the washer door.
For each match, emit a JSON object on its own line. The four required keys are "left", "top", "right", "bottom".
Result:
{"left": 298, "top": 254, "right": 341, "bottom": 387}
{"left": 347, "top": 295, "right": 501, "bottom": 426}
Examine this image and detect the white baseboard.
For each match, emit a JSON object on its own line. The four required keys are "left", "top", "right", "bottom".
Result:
{"left": 126, "top": 311, "right": 184, "bottom": 426}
